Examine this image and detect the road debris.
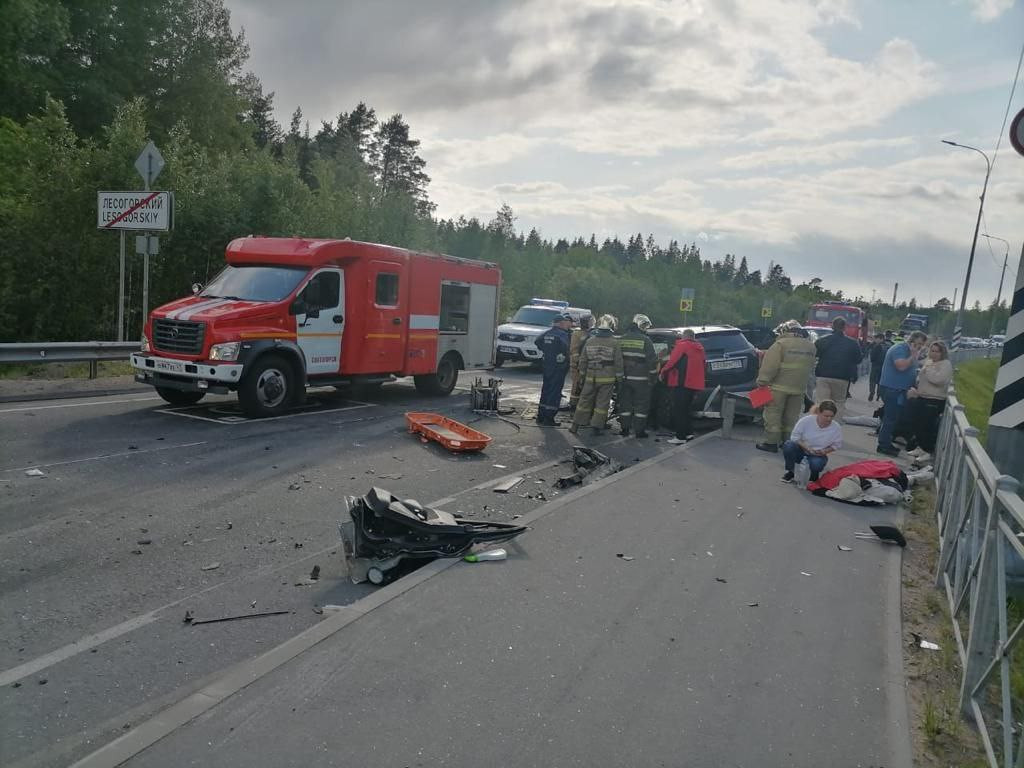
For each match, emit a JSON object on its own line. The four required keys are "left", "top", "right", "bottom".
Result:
{"left": 837, "top": 545, "right": 853, "bottom": 552}
{"left": 715, "top": 577, "right": 728, "bottom": 583}
{"left": 137, "top": 539, "right": 152, "bottom": 545}
{"left": 183, "top": 610, "right": 194, "bottom": 623}
{"left": 555, "top": 447, "right": 622, "bottom": 488}
{"left": 616, "top": 553, "right": 635, "bottom": 561}
{"left": 309, "top": 565, "right": 321, "bottom": 581}
{"left": 919, "top": 640, "right": 941, "bottom": 651}
{"left": 493, "top": 464, "right": 508, "bottom": 469}
{"left": 201, "top": 562, "right": 221, "bottom": 571}
{"left": 378, "top": 473, "right": 402, "bottom": 480}
{"left": 288, "top": 483, "right": 301, "bottom": 491}
{"left": 130, "top": 549, "right": 142, "bottom": 555}
{"left": 800, "top": 571, "right": 813, "bottom": 577}
{"left": 185, "top": 610, "right": 290, "bottom": 626}
{"left": 24, "top": 469, "right": 45, "bottom": 477}
{"left": 493, "top": 476, "right": 525, "bottom": 493}
{"left": 747, "top": 602, "right": 759, "bottom": 607}
{"left": 854, "top": 524, "right": 907, "bottom": 547}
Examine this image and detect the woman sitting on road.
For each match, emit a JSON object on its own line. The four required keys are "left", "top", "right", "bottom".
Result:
{"left": 781, "top": 400, "right": 843, "bottom": 484}
{"left": 905, "top": 341, "right": 953, "bottom": 464}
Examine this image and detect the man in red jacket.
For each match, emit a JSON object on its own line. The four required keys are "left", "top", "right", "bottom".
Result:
{"left": 659, "top": 329, "right": 706, "bottom": 444}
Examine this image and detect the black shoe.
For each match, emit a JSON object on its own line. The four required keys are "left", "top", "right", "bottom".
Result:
{"left": 808, "top": 473, "right": 820, "bottom": 483}
{"left": 877, "top": 445, "right": 900, "bottom": 457}
{"left": 755, "top": 442, "right": 779, "bottom": 453}
{"left": 780, "top": 472, "right": 795, "bottom": 484}
{"left": 635, "top": 431, "right": 648, "bottom": 439}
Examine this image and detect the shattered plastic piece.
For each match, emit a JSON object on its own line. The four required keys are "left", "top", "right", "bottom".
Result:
{"left": 800, "top": 571, "right": 813, "bottom": 577}
{"left": 25, "top": 469, "right": 45, "bottom": 477}
{"left": 854, "top": 524, "right": 907, "bottom": 547}
{"left": 130, "top": 549, "right": 142, "bottom": 555}
{"left": 715, "top": 577, "right": 728, "bottom": 583}
{"left": 706, "top": 551, "right": 714, "bottom": 557}
{"left": 137, "top": 539, "right": 152, "bottom": 545}
{"left": 288, "top": 483, "right": 301, "bottom": 491}
{"left": 201, "top": 562, "right": 221, "bottom": 571}
{"left": 322, "top": 605, "right": 345, "bottom": 613}
{"left": 183, "top": 610, "right": 194, "bottom": 623}
{"left": 837, "top": 545, "right": 853, "bottom": 552}
{"left": 919, "top": 640, "right": 940, "bottom": 651}
{"left": 747, "top": 602, "right": 759, "bottom": 607}
{"left": 493, "top": 464, "right": 508, "bottom": 469}
{"left": 555, "top": 447, "right": 623, "bottom": 488}
{"left": 493, "top": 476, "right": 525, "bottom": 493}
{"left": 615, "top": 553, "right": 635, "bottom": 562}
{"left": 309, "top": 565, "right": 321, "bottom": 581}
{"left": 464, "top": 548, "right": 507, "bottom": 562}
{"left": 312, "top": 606, "right": 324, "bottom": 615}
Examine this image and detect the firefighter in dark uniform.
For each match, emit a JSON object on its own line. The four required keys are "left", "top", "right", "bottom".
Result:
{"left": 534, "top": 312, "right": 573, "bottom": 426}
{"left": 617, "top": 314, "right": 658, "bottom": 438}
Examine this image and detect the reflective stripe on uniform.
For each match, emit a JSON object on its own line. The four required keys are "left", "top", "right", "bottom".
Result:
{"left": 625, "top": 375, "right": 648, "bottom": 381}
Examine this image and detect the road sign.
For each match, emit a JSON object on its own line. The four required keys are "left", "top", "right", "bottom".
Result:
{"left": 1011, "top": 107, "right": 1024, "bottom": 158}
{"left": 679, "top": 299, "right": 694, "bottom": 312}
{"left": 135, "top": 235, "right": 160, "bottom": 255}
{"left": 761, "top": 306, "right": 773, "bottom": 318}
{"left": 97, "top": 191, "right": 172, "bottom": 231}
{"left": 135, "top": 141, "right": 165, "bottom": 188}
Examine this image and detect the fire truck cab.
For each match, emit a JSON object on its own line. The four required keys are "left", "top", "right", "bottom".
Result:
{"left": 131, "top": 237, "right": 500, "bottom": 417}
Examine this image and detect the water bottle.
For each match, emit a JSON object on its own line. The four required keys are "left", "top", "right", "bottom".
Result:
{"left": 794, "top": 461, "right": 811, "bottom": 489}
{"left": 464, "top": 548, "right": 507, "bottom": 562}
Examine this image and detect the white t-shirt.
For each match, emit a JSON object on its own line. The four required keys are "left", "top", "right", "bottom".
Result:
{"left": 790, "top": 414, "right": 843, "bottom": 452}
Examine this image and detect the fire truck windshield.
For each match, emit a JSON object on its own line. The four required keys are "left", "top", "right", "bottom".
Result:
{"left": 200, "top": 265, "right": 308, "bottom": 302}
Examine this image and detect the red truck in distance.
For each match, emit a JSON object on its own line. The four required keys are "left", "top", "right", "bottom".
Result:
{"left": 806, "top": 301, "right": 872, "bottom": 343}
{"left": 131, "top": 237, "right": 501, "bottom": 417}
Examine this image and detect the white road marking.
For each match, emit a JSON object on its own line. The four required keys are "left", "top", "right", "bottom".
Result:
{"left": 0, "top": 396, "right": 161, "bottom": 414}
{"left": 1, "top": 441, "right": 208, "bottom": 473}
{"left": 155, "top": 401, "right": 375, "bottom": 424}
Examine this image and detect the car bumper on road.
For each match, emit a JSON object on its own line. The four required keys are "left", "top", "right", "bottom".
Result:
{"left": 131, "top": 353, "right": 243, "bottom": 394}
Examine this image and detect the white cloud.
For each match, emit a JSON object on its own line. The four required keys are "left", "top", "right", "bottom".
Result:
{"left": 964, "top": 0, "right": 1016, "bottom": 21}
{"left": 722, "top": 137, "right": 915, "bottom": 169}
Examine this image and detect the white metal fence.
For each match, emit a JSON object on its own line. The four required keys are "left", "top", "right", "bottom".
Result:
{"left": 934, "top": 394, "right": 1024, "bottom": 767}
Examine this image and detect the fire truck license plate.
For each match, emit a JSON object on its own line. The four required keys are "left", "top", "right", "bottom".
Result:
{"left": 710, "top": 359, "right": 743, "bottom": 371}
{"left": 155, "top": 359, "right": 184, "bottom": 373}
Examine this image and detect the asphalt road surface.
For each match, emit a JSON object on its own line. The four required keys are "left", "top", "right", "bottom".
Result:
{"left": 0, "top": 365, "right": 680, "bottom": 768}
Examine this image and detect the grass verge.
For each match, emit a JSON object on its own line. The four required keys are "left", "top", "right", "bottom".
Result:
{"left": 902, "top": 485, "right": 988, "bottom": 767}
{"left": 953, "top": 358, "right": 998, "bottom": 443}
{"left": 0, "top": 361, "right": 134, "bottom": 380}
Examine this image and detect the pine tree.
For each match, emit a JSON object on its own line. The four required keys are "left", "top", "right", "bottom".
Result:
{"left": 373, "top": 113, "right": 433, "bottom": 215}
{"left": 735, "top": 256, "right": 749, "bottom": 286}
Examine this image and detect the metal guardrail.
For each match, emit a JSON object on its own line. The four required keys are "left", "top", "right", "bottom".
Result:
{"left": 934, "top": 393, "right": 1024, "bottom": 768}
{"left": 951, "top": 346, "right": 1000, "bottom": 365}
{"left": 0, "top": 342, "right": 139, "bottom": 378}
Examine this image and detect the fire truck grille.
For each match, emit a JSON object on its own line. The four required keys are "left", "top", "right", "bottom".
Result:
{"left": 153, "top": 319, "right": 205, "bottom": 355}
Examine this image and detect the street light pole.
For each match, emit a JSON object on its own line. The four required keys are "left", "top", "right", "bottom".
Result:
{"left": 942, "top": 139, "right": 992, "bottom": 349}
{"left": 982, "top": 234, "right": 1010, "bottom": 337}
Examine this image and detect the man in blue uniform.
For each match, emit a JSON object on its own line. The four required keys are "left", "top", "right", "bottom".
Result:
{"left": 535, "top": 313, "right": 573, "bottom": 426}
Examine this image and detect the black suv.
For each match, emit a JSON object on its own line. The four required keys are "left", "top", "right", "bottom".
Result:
{"left": 645, "top": 325, "right": 760, "bottom": 424}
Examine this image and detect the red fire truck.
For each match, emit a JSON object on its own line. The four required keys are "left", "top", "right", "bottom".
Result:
{"left": 131, "top": 237, "right": 501, "bottom": 417}
{"left": 806, "top": 301, "right": 871, "bottom": 342}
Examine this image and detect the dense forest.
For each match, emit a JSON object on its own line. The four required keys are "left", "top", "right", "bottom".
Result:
{"left": 0, "top": 0, "right": 1007, "bottom": 342}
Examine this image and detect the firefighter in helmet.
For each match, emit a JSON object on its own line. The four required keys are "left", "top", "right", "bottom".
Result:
{"left": 570, "top": 314, "right": 624, "bottom": 435}
{"left": 616, "top": 313, "right": 658, "bottom": 438}
{"left": 755, "top": 319, "right": 816, "bottom": 452}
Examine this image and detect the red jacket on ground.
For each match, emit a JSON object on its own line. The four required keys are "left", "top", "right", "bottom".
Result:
{"left": 807, "top": 459, "right": 905, "bottom": 493}
{"left": 660, "top": 338, "right": 706, "bottom": 390}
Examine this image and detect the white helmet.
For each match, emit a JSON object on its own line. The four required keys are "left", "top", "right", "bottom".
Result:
{"left": 774, "top": 319, "right": 803, "bottom": 336}
{"left": 597, "top": 313, "right": 617, "bottom": 331}
{"left": 632, "top": 314, "right": 652, "bottom": 332}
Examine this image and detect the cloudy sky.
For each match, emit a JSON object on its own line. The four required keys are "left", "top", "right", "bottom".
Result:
{"left": 225, "top": 0, "right": 1024, "bottom": 307}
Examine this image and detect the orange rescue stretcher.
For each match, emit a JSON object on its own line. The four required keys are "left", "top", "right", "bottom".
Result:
{"left": 404, "top": 412, "right": 492, "bottom": 453}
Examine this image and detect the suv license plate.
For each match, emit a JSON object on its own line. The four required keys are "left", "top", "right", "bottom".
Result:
{"left": 498, "top": 346, "right": 517, "bottom": 354}
{"left": 155, "top": 359, "right": 185, "bottom": 373}
{"left": 710, "top": 359, "right": 743, "bottom": 371}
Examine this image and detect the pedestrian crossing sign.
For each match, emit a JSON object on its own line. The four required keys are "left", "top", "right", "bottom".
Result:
{"left": 680, "top": 299, "right": 693, "bottom": 312}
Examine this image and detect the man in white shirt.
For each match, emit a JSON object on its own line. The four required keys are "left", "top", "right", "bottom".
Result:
{"left": 781, "top": 400, "right": 843, "bottom": 484}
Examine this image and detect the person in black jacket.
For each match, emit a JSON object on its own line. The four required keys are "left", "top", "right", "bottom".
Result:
{"left": 813, "top": 317, "right": 862, "bottom": 418}
{"left": 534, "top": 313, "right": 573, "bottom": 426}
{"left": 867, "top": 332, "right": 890, "bottom": 401}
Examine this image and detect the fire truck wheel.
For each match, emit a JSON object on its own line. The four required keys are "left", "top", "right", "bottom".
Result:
{"left": 155, "top": 388, "right": 205, "bottom": 406}
{"left": 414, "top": 354, "right": 459, "bottom": 396}
{"left": 239, "top": 354, "right": 295, "bottom": 417}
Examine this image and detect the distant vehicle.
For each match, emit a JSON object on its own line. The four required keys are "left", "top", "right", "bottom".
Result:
{"left": 990, "top": 334, "right": 1006, "bottom": 346}
{"left": 647, "top": 325, "right": 760, "bottom": 420}
{"left": 806, "top": 302, "right": 870, "bottom": 342}
{"left": 900, "top": 313, "right": 929, "bottom": 333}
{"left": 131, "top": 237, "right": 500, "bottom": 416}
{"left": 494, "top": 301, "right": 592, "bottom": 366}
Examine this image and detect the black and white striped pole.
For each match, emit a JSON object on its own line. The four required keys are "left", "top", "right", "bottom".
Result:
{"left": 987, "top": 242, "right": 1024, "bottom": 480}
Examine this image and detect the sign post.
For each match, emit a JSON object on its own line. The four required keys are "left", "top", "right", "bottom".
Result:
{"left": 987, "top": 242, "right": 1024, "bottom": 480}
{"left": 97, "top": 142, "right": 171, "bottom": 340}
{"left": 679, "top": 288, "right": 695, "bottom": 324}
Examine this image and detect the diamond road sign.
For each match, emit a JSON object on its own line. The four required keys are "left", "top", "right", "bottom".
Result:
{"left": 135, "top": 141, "right": 165, "bottom": 188}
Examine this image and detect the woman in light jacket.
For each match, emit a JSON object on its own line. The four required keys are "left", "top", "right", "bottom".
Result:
{"left": 906, "top": 341, "right": 953, "bottom": 461}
